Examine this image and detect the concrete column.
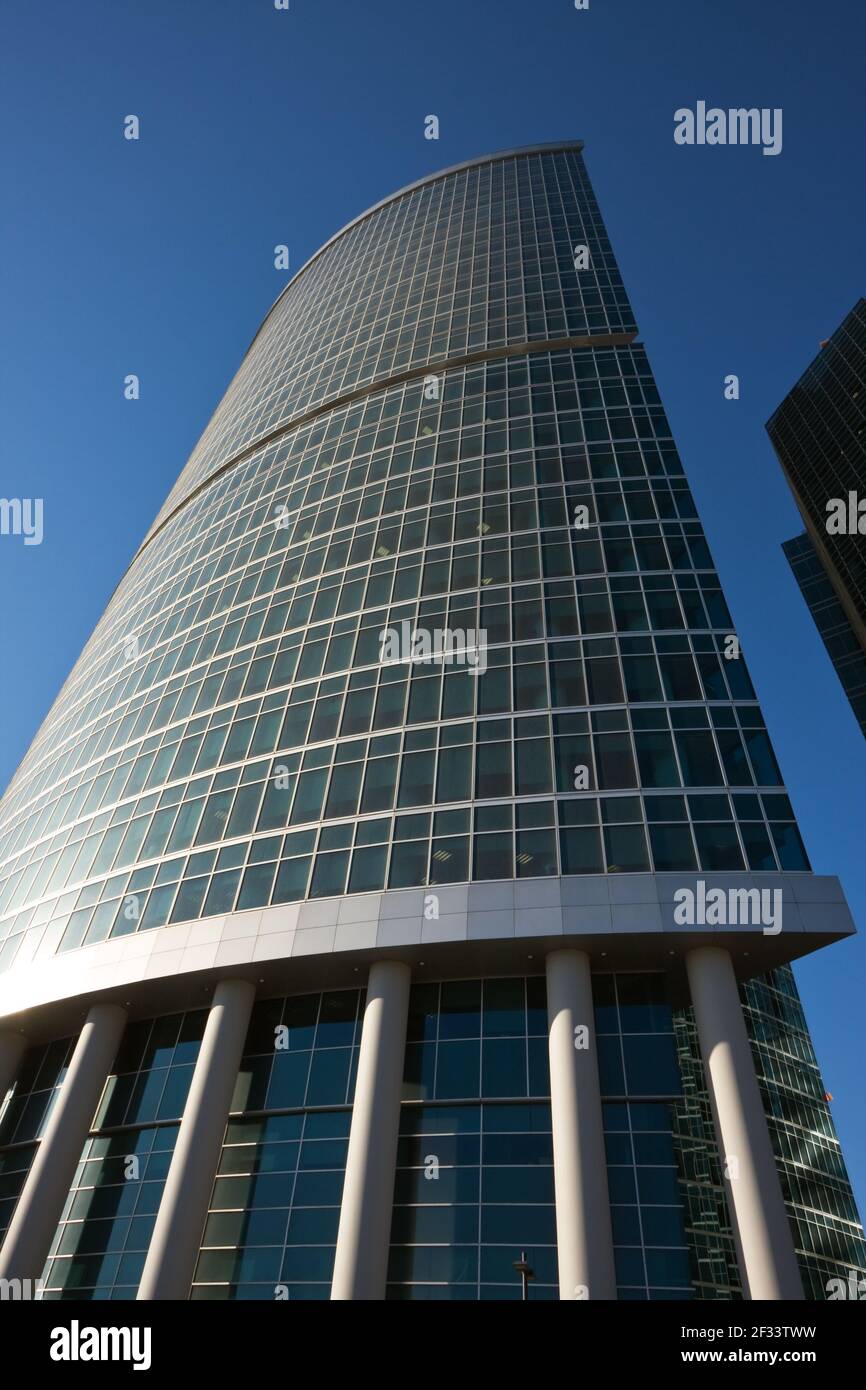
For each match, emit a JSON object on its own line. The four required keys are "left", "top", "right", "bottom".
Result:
{"left": 685, "top": 946, "right": 803, "bottom": 1300}
{"left": 0, "top": 1029, "right": 28, "bottom": 1108}
{"left": 331, "top": 959, "right": 411, "bottom": 1300}
{"left": 0, "top": 1003, "right": 126, "bottom": 1282}
{"left": 546, "top": 949, "right": 617, "bottom": 1300}
{"left": 138, "top": 978, "right": 255, "bottom": 1300}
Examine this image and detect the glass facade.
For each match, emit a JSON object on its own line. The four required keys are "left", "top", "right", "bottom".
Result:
{"left": 0, "top": 148, "right": 811, "bottom": 974}
{"left": 783, "top": 532, "right": 866, "bottom": 737}
{"left": 0, "top": 146, "right": 862, "bottom": 1301}
{"left": 191, "top": 989, "right": 363, "bottom": 1299}
{"left": 41, "top": 1126, "right": 180, "bottom": 1300}
{"left": 673, "top": 965, "right": 866, "bottom": 1302}
{"left": 741, "top": 968, "right": 866, "bottom": 1299}
{"left": 34, "top": 1010, "right": 206, "bottom": 1299}
{"left": 3, "top": 974, "right": 861, "bottom": 1299}
{"left": 767, "top": 298, "right": 866, "bottom": 658}
{"left": 0, "top": 342, "right": 812, "bottom": 967}
{"left": 388, "top": 973, "right": 689, "bottom": 1300}
{"left": 0, "top": 1036, "right": 75, "bottom": 1244}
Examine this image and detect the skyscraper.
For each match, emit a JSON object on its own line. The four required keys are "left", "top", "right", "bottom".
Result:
{"left": 782, "top": 532, "right": 866, "bottom": 737}
{"left": 768, "top": 300, "right": 866, "bottom": 736}
{"left": 0, "top": 145, "right": 862, "bottom": 1301}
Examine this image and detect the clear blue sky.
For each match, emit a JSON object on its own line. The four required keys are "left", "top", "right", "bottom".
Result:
{"left": 1, "top": 0, "right": 864, "bottom": 1211}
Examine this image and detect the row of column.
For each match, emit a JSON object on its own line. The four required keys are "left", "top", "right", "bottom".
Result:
{"left": 0, "top": 947, "right": 803, "bottom": 1300}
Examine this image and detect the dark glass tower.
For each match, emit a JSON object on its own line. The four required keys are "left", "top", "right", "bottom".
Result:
{"left": 0, "top": 146, "right": 862, "bottom": 1302}
{"left": 768, "top": 300, "right": 866, "bottom": 736}
{"left": 782, "top": 532, "right": 866, "bottom": 737}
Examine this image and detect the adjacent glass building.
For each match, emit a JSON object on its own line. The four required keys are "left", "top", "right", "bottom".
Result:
{"left": 0, "top": 145, "right": 862, "bottom": 1301}
{"left": 768, "top": 299, "right": 866, "bottom": 737}
{"left": 782, "top": 532, "right": 866, "bottom": 737}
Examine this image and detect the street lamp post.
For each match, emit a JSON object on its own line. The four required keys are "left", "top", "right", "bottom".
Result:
{"left": 513, "top": 1250, "right": 535, "bottom": 1301}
